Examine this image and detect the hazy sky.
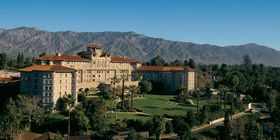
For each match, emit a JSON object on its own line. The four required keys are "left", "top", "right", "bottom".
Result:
{"left": 0, "top": 0, "right": 279, "bottom": 49}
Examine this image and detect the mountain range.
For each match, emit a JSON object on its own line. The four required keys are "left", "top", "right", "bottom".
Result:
{"left": 0, "top": 27, "right": 280, "bottom": 66}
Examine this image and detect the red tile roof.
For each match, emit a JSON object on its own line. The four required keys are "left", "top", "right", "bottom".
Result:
{"left": 136, "top": 66, "right": 195, "bottom": 72}
{"left": 19, "top": 65, "right": 76, "bottom": 72}
{"left": 36, "top": 55, "right": 89, "bottom": 61}
{"left": 111, "top": 56, "right": 142, "bottom": 63}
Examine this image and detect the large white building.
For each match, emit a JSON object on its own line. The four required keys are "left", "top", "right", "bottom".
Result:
{"left": 19, "top": 42, "right": 196, "bottom": 110}
{"left": 20, "top": 43, "right": 142, "bottom": 110}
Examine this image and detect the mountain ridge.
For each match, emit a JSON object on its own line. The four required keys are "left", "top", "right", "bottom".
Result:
{"left": 0, "top": 27, "right": 279, "bottom": 66}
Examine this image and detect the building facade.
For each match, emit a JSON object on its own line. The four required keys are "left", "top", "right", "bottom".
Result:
{"left": 136, "top": 66, "right": 196, "bottom": 93}
{"left": 19, "top": 65, "right": 76, "bottom": 109}
{"left": 19, "top": 42, "right": 196, "bottom": 109}
{"left": 20, "top": 43, "right": 142, "bottom": 110}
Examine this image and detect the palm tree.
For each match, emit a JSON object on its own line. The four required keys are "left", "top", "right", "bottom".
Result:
{"left": 111, "top": 76, "right": 121, "bottom": 95}
{"left": 63, "top": 94, "right": 75, "bottom": 140}
{"left": 129, "top": 85, "right": 139, "bottom": 110}
{"left": 120, "top": 74, "right": 127, "bottom": 110}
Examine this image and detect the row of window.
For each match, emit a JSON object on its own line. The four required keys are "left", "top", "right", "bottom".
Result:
{"left": 43, "top": 73, "right": 53, "bottom": 78}
{"left": 44, "top": 86, "right": 53, "bottom": 91}
{"left": 43, "top": 98, "right": 52, "bottom": 104}
{"left": 43, "top": 92, "right": 52, "bottom": 97}
{"left": 44, "top": 79, "right": 53, "bottom": 84}
{"left": 66, "top": 61, "right": 90, "bottom": 65}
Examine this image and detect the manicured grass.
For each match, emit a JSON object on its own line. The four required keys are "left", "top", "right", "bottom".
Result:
{"left": 106, "top": 112, "right": 151, "bottom": 123}
{"left": 116, "top": 112, "right": 151, "bottom": 121}
{"left": 133, "top": 94, "right": 216, "bottom": 116}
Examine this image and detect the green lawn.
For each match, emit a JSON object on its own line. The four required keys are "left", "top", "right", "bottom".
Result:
{"left": 116, "top": 112, "right": 151, "bottom": 120}
{"left": 133, "top": 94, "right": 216, "bottom": 116}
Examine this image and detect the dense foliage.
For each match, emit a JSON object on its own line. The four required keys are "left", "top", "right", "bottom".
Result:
{"left": 0, "top": 53, "right": 34, "bottom": 70}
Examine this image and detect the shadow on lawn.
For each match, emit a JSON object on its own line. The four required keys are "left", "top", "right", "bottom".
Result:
{"left": 144, "top": 106, "right": 159, "bottom": 109}
{"left": 177, "top": 103, "right": 196, "bottom": 107}
{"left": 164, "top": 107, "right": 186, "bottom": 111}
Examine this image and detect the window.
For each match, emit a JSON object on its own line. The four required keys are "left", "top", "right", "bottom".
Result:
{"left": 45, "top": 86, "right": 48, "bottom": 91}
{"left": 59, "top": 92, "right": 62, "bottom": 96}
{"left": 48, "top": 99, "right": 52, "bottom": 103}
{"left": 60, "top": 80, "right": 62, "bottom": 84}
{"left": 65, "top": 74, "right": 67, "bottom": 77}
{"left": 44, "top": 98, "right": 47, "bottom": 103}
{"left": 49, "top": 86, "right": 52, "bottom": 91}
{"left": 65, "top": 91, "right": 67, "bottom": 95}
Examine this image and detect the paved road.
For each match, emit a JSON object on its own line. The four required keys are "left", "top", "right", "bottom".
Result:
{"left": 191, "top": 112, "right": 249, "bottom": 133}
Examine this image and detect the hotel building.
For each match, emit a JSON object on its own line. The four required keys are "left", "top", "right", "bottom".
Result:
{"left": 19, "top": 43, "right": 195, "bottom": 110}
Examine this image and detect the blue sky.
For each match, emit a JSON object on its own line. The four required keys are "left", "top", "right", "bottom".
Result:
{"left": 0, "top": 0, "right": 279, "bottom": 49}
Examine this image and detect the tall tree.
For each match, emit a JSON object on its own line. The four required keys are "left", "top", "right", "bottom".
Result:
{"left": 16, "top": 53, "right": 24, "bottom": 68}
{"left": 111, "top": 76, "right": 121, "bottom": 95}
{"left": 151, "top": 115, "right": 165, "bottom": 140}
{"left": 1, "top": 98, "right": 21, "bottom": 138}
{"left": 62, "top": 94, "right": 75, "bottom": 139}
{"left": 172, "top": 116, "right": 191, "bottom": 140}
{"left": 224, "top": 109, "right": 232, "bottom": 140}
{"left": 150, "top": 55, "right": 166, "bottom": 66}
{"left": 242, "top": 55, "right": 252, "bottom": 71}
{"left": 188, "top": 58, "right": 196, "bottom": 69}
{"left": 0, "top": 53, "right": 8, "bottom": 69}
{"left": 194, "top": 89, "right": 203, "bottom": 116}
{"left": 70, "top": 110, "right": 89, "bottom": 135}
{"left": 129, "top": 85, "right": 139, "bottom": 110}
{"left": 218, "top": 85, "right": 229, "bottom": 109}
{"left": 85, "top": 99, "right": 106, "bottom": 131}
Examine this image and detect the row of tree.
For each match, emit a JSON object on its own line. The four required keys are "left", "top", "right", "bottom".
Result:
{"left": 0, "top": 53, "right": 33, "bottom": 70}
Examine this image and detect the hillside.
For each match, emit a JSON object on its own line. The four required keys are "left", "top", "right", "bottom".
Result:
{"left": 0, "top": 27, "right": 280, "bottom": 66}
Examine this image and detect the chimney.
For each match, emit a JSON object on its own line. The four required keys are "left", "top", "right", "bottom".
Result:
{"left": 56, "top": 53, "right": 62, "bottom": 56}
